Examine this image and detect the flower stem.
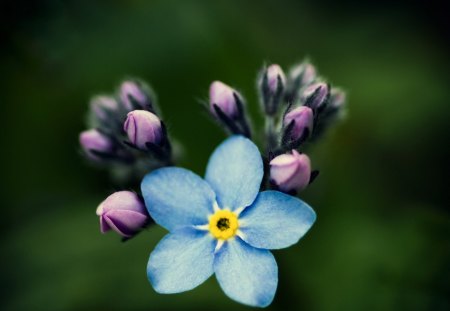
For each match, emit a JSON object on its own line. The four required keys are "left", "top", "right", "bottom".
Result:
{"left": 265, "top": 116, "right": 277, "bottom": 156}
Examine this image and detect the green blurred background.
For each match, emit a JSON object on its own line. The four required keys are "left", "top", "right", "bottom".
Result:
{"left": 1, "top": 0, "right": 449, "bottom": 310}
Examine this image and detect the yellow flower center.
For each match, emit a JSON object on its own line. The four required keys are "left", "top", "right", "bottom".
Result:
{"left": 209, "top": 209, "right": 239, "bottom": 240}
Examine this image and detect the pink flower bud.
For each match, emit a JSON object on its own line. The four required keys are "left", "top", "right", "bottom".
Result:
{"left": 120, "top": 81, "right": 149, "bottom": 110}
{"left": 124, "top": 110, "right": 162, "bottom": 149}
{"left": 266, "top": 64, "right": 286, "bottom": 93}
{"left": 284, "top": 106, "right": 314, "bottom": 141}
{"left": 270, "top": 150, "right": 311, "bottom": 192}
{"left": 209, "top": 81, "right": 239, "bottom": 119}
{"left": 330, "top": 88, "right": 346, "bottom": 109}
{"left": 96, "top": 191, "right": 149, "bottom": 237}
{"left": 289, "top": 63, "right": 316, "bottom": 86}
{"left": 79, "top": 129, "right": 113, "bottom": 160}
{"left": 90, "top": 96, "right": 118, "bottom": 121}
{"left": 301, "top": 82, "right": 329, "bottom": 109}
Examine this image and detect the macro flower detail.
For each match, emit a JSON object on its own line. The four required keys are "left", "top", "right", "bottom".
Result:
{"left": 79, "top": 129, "right": 114, "bottom": 160}
{"left": 270, "top": 150, "right": 312, "bottom": 192}
{"left": 141, "top": 135, "right": 316, "bottom": 307}
{"left": 265, "top": 64, "right": 286, "bottom": 94}
{"left": 90, "top": 96, "right": 118, "bottom": 122}
{"left": 209, "top": 81, "right": 239, "bottom": 119}
{"left": 120, "top": 80, "right": 153, "bottom": 111}
{"left": 283, "top": 106, "right": 314, "bottom": 142}
{"left": 259, "top": 64, "right": 286, "bottom": 116}
{"left": 80, "top": 62, "right": 345, "bottom": 308}
{"left": 96, "top": 191, "right": 149, "bottom": 238}
{"left": 124, "top": 110, "right": 163, "bottom": 149}
{"left": 301, "top": 82, "right": 329, "bottom": 110}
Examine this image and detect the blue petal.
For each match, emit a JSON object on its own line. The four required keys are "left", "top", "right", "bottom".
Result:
{"left": 214, "top": 237, "right": 277, "bottom": 307}
{"left": 205, "top": 136, "right": 263, "bottom": 211}
{"left": 239, "top": 191, "right": 316, "bottom": 250}
{"left": 141, "top": 167, "right": 216, "bottom": 231}
{"left": 147, "top": 228, "right": 216, "bottom": 293}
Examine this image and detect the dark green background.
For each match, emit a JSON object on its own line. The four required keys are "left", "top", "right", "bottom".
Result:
{"left": 1, "top": 0, "right": 449, "bottom": 310}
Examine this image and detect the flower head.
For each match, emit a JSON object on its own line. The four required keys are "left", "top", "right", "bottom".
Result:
{"left": 79, "top": 129, "right": 114, "bottom": 160}
{"left": 209, "top": 81, "right": 239, "bottom": 119}
{"left": 259, "top": 64, "right": 286, "bottom": 116}
{"left": 265, "top": 64, "right": 286, "bottom": 94}
{"left": 124, "top": 110, "right": 162, "bottom": 149}
{"left": 141, "top": 136, "right": 316, "bottom": 307}
{"left": 90, "top": 96, "right": 118, "bottom": 122}
{"left": 330, "top": 88, "right": 346, "bottom": 109}
{"left": 96, "top": 191, "right": 149, "bottom": 237}
{"left": 270, "top": 150, "right": 311, "bottom": 192}
{"left": 301, "top": 82, "right": 329, "bottom": 109}
{"left": 120, "top": 80, "right": 151, "bottom": 111}
{"left": 283, "top": 106, "right": 314, "bottom": 142}
{"left": 289, "top": 62, "right": 316, "bottom": 86}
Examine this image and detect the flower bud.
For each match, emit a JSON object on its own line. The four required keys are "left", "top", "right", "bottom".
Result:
{"left": 283, "top": 106, "right": 314, "bottom": 141}
{"left": 209, "top": 81, "right": 239, "bottom": 119}
{"left": 79, "top": 129, "right": 114, "bottom": 160}
{"left": 124, "top": 110, "right": 162, "bottom": 149}
{"left": 120, "top": 80, "right": 150, "bottom": 111}
{"left": 96, "top": 191, "right": 149, "bottom": 237}
{"left": 301, "top": 82, "right": 329, "bottom": 109}
{"left": 289, "top": 62, "right": 316, "bottom": 86}
{"left": 90, "top": 96, "right": 118, "bottom": 122}
{"left": 266, "top": 64, "right": 286, "bottom": 94}
{"left": 270, "top": 150, "right": 311, "bottom": 192}
{"left": 330, "top": 88, "right": 346, "bottom": 109}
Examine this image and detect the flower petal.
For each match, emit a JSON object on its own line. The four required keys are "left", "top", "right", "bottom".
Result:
{"left": 141, "top": 167, "right": 216, "bottom": 231}
{"left": 214, "top": 237, "right": 277, "bottom": 307}
{"left": 103, "top": 210, "right": 148, "bottom": 237}
{"left": 99, "top": 216, "right": 111, "bottom": 233}
{"left": 238, "top": 191, "right": 316, "bottom": 250}
{"left": 147, "top": 228, "right": 216, "bottom": 293}
{"left": 205, "top": 136, "right": 263, "bottom": 211}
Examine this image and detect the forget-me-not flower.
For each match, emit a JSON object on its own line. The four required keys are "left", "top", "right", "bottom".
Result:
{"left": 141, "top": 135, "right": 316, "bottom": 307}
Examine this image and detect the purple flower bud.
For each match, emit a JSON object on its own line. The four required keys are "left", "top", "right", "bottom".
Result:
{"left": 124, "top": 110, "right": 162, "bottom": 149}
{"left": 284, "top": 106, "right": 314, "bottom": 141}
{"left": 209, "top": 81, "right": 239, "bottom": 119}
{"left": 96, "top": 191, "right": 149, "bottom": 237}
{"left": 79, "top": 129, "right": 114, "bottom": 160}
{"left": 90, "top": 96, "right": 118, "bottom": 121}
{"left": 266, "top": 64, "right": 286, "bottom": 93}
{"left": 301, "top": 82, "right": 329, "bottom": 109}
{"left": 330, "top": 88, "right": 346, "bottom": 109}
{"left": 270, "top": 150, "right": 311, "bottom": 192}
{"left": 120, "top": 81, "right": 149, "bottom": 110}
{"left": 289, "top": 63, "right": 316, "bottom": 86}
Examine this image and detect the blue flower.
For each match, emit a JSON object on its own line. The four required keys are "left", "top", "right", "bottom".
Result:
{"left": 141, "top": 135, "right": 316, "bottom": 307}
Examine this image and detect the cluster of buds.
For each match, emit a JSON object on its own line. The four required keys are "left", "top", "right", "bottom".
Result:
{"left": 79, "top": 79, "right": 172, "bottom": 173}
{"left": 207, "top": 60, "right": 346, "bottom": 194}
{"left": 79, "top": 79, "right": 175, "bottom": 238}
{"left": 83, "top": 62, "right": 345, "bottom": 238}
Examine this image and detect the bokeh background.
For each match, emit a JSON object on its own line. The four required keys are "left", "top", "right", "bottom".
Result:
{"left": 1, "top": 0, "right": 449, "bottom": 310}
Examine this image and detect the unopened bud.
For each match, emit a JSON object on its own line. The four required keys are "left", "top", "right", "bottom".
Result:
{"left": 270, "top": 150, "right": 311, "bottom": 192}
{"left": 330, "top": 88, "right": 346, "bottom": 109}
{"left": 96, "top": 191, "right": 149, "bottom": 237}
{"left": 124, "top": 110, "right": 162, "bottom": 149}
{"left": 209, "top": 81, "right": 239, "bottom": 119}
{"left": 301, "top": 82, "right": 329, "bottom": 110}
{"left": 265, "top": 64, "right": 286, "bottom": 94}
{"left": 120, "top": 81, "right": 152, "bottom": 111}
{"left": 289, "top": 63, "right": 316, "bottom": 87}
{"left": 283, "top": 106, "right": 314, "bottom": 141}
{"left": 79, "top": 129, "right": 114, "bottom": 160}
{"left": 90, "top": 96, "right": 118, "bottom": 122}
